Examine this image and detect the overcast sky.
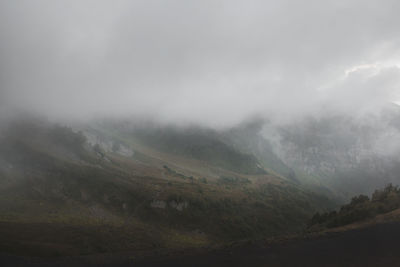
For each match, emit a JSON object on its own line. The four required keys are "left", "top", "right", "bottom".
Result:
{"left": 1, "top": 0, "right": 400, "bottom": 127}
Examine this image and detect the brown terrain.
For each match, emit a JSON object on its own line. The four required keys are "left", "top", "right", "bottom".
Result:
{"left": 1, "top": 213, "right": 400, "bottom": 267}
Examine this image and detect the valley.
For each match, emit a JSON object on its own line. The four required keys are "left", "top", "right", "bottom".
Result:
{"left": 1, "top": 113, "right": 400, "bottom": 266}
{"left": 0, "top": 117, "right": 335, "bottom": 258}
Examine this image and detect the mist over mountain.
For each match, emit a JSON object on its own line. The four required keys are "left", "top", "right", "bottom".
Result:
{"left": 1, "top": 0, "right": 400, "bottom": 127}
{"left": 1, "top": 1, "right": 400, "bottom": 265}
{"left": 88, "top": 104, "right": 400, "bottom": 199}
{"left": 262, "top": 104, "right": 400, "bottom": 198}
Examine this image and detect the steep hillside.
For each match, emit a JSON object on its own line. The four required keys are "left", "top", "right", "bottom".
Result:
{"left": 115, "top": 124, "right": 266, "bottom": 175}
{"left": 0, "top": 117, "right": 335, "bottom": 256}
{"left": 221, "top": 119, "right": 297, "bottom": 182}
{"left": 308, "top": 184, "right": 400, "bottom": 230}
{"left": 261, "top": 105, "right": 400, "bottom": 200}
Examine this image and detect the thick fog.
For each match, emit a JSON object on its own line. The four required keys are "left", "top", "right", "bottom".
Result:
{"left": 1, "top": 0, "right": 400, "bottom": 127}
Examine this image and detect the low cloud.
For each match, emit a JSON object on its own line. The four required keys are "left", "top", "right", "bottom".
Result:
{"left": 1, "top": 0, "right": 400, "bottom": 127}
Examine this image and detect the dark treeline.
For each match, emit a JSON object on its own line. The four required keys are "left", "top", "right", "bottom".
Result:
{"left": 309, "top": 184, "right": 400, "bottom": 229}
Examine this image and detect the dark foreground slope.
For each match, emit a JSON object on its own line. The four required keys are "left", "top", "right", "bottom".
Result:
{"left": 1, "top": 221, "right": 399, "bottom": 267}
{"left": 136, "top": 222, "right": 400, "bottom": 267}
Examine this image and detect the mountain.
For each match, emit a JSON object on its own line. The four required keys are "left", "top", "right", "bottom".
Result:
{"left": 0, "top": 116, "right": 335, "bottom": 256}
{"left": 221, "top": 118, "right": 297, "bottom": 182}
{"left": 2, "top": 105, "right": 400, "bottom": 258}
{"left": 265, "top": 105, "right": 400, "bottom": 200}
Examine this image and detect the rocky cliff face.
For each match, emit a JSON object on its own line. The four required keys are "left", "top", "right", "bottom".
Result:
{"left": 262, "top": 106, "right": 400, "bottom": 198}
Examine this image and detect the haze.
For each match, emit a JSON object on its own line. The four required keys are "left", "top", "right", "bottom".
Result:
{"left": 1, "top": 0, "right": 400, "bottom": 127}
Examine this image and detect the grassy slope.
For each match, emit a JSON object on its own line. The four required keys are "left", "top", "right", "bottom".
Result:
{"left": 0, "top": 120, "right": 336, "bottom": 256}
{"left": 308, "top": 184, "right": 400, "bottom": 232}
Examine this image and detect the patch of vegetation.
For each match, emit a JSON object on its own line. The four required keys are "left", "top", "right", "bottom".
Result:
{"left": 217, "top": 176, "right": 251, "bottom": 186}
{"left": 131, "top": 150, "right": 152, "bottom": 163}
{"left": 163, "top": 165, "right": 193, "bottom": 180}
{"left": 199, "top": 177, "right": 208, "bottom": 184}
{"left": 131, "top": 127, "right": 266, "bottom": 175}
{"left": 309, "top": 184, "right": 400, "bottom": 229}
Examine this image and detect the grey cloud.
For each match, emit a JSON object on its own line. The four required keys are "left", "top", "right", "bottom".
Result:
{"left": 1, "top": 0, "right": 400, "bottom": 126}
